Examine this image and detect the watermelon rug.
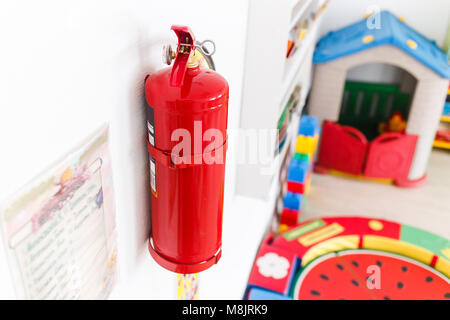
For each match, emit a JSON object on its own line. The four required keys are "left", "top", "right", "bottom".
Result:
{"left": 245, "top": 217, "right": 450, "bottom": 300}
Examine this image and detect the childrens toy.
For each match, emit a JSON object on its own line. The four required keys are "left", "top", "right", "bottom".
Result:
{"left": 145, "top": 26, "right": 228, "bottom": 274}
{"left": 378, "top": 111, "right": 407, "bottom": 134}
{"left": 307, "top": 11, "right": 450, "bottom": 187}
{"left": 434, "top": 129, "right": 450, "bottom": 149}
{"left": 283, "top": 192, "right": 303, "bottom": 211}
{"left": 279, "top": 115, "right": 320, "bottom": 232}
{"left": 245, "top": 217, "right": 450, "bottom": 300}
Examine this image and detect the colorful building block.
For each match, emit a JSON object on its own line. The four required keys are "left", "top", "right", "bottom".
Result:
{"left": 298, "top": 115, "right": 320, "bottom": 137}
{"left": 278, "top": 115, "right": 320, "bottom": 238}
{"left": 287, "top": 158, "right": 312, "bottom": 194}
{"left": 283, "top": 192, "right": 303, "bottom": 211}
{"left": 444, "top": 101, "right": 450, "bottom": 116}
{"left": 287, "top": 171, "right": 312, "bottom": 194}
{"left": 280, "top": 208, "right": 299, "bottom": 227}
{"left": 294, "top": 152, "right": 310, "bottom": 163}
{"left": 286, "top": 181, "right": 305, "bottom": 194}
{"left": 287, "top": 158, "right": 309, "bottom": 183}
{"left": 295, "top": 135, "right": 318, "bottom": 156}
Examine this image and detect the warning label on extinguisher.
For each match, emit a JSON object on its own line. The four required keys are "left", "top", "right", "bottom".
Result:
{"left": 147, "top": 106, "right": 155, "bottom": 147}
{"left": 150, "top": 156, "right": 157, "bottom": 196}
{"left": 147, "top": 105, "right": 156, "bottom": 196}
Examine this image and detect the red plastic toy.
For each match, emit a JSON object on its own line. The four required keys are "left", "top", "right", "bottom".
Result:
{"left": 316, "top": 121, "right": 418, "bottom": 185}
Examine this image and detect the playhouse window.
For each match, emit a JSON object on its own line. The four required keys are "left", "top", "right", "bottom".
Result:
{"left": 338, "top": 63, "right": 417, "bottom": 141}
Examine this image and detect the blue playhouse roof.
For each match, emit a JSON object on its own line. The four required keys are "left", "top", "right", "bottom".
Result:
{"left": 313, "top": 11, "right": 450, "bottom": 79}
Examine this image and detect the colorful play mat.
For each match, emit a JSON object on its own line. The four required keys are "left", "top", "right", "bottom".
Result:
{"left": 245, "top": 217, "right": 450, "bottom": 300}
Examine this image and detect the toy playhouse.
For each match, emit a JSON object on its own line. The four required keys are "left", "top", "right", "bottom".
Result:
{"left": 308, "top": 11, "right": 450, "bottom": 187}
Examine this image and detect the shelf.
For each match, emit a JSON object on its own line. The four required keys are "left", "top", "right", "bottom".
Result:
{"left": 237, "top": 0, "right": 326, "bottom": 199}
{"left": 266, "top": 113, "right": 302, "bottom": 235}
{"left": 271, "top": 111, "right": 301, "bottom": 188}
{"left": 289, "top": 0, "right": 313, "bottom": 31}
{"left": 281, "top": 14, "right": 322, "bottom": 109}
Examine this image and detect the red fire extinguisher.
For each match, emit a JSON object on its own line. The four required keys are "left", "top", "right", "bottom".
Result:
{"left": 145, "top": 26, "right": 229, "bottom": 274}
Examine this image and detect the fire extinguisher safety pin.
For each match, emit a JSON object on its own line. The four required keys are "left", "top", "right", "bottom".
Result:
{"left": 195, "top": 40, "right": 216, "bottom": 56}
{"left": 177, "top": 40, "right": 215, "bottom": 56}
{"left": 163, "top": 40, "right": 215, "bottom": 67}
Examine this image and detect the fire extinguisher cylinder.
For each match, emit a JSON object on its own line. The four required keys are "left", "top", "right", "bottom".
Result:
{"left": 145, "top": 26, "right": 229, "bottom": 274}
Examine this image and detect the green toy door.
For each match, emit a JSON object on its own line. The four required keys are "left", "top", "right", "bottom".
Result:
{"left": 339, "top": 81, "right": 412, "bottom": 140}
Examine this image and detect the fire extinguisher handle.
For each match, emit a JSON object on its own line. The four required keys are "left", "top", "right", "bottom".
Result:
{"left": 170, "top": 25, "right": 195, "bottom": 87}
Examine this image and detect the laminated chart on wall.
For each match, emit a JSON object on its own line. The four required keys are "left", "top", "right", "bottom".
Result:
{"left": 0, "top": 125, "right": 118, "bottom": 299}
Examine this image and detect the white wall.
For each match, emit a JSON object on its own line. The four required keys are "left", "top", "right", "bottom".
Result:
{"left": 319, "top": 0, "right": 450, "bottom": 83}
{"left": 0, "top": 0, "right": 248, "bottom": 299}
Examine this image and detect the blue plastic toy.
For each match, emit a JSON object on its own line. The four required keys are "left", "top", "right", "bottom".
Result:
{"left": 283, "top": 192, "right": 303, "bottom": 211}
{"left": 298, "top": 115, "right": 320, "bottom": 137}
{"left": 444, "top": 101, "right": 450, "bottom": 116}
{"left": 287, "top": 158, "right": 310, "bottom": 184}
